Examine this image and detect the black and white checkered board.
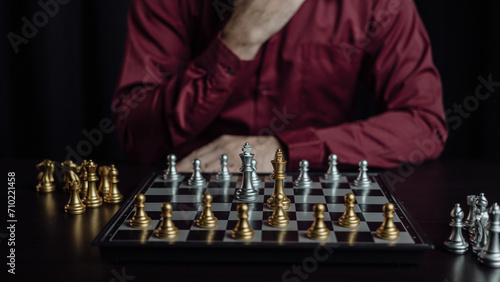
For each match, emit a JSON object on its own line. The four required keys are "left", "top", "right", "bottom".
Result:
{"left": 93, "top": 172, "right": 433, "bottom": 264}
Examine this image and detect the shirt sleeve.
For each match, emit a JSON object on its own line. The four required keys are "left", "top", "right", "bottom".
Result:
{"left": 276, "top": 1, "right": 448, "bottom": 169}
{"left": 113, "top": 0, "right": 245, "bottom": 164}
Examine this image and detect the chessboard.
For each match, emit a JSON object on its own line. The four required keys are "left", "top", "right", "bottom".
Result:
{"left": 93, "top": 171, "right": 432, "bottom": 264}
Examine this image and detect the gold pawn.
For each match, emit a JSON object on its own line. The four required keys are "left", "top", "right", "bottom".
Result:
{"left": 83, "top": 160, "right": 103, "bottom": 208}
{"left": 104, "top": 165, "right": 124, "bottom": 204}
{"left": 307, "top": 203, "right": 330, "bottom": 240}
{"left": 155, "top": 202, "right": 178, "bottom": 239}
{"left": 196, "top": 193, "right": 218, "bottom": 228}
{"left": 78, "top": 160, "right": 89, "bottom": 197}
{"left": 98, "top": 165, "right": 112, "bottom": 196}
{"left": 267, "top": 149, "right": 290, "bottom": 210}
{"left": 338, "top": 193, "right": 360, "bottom": 228}
{"left": 36, "top": 159, "right": 56, "bottom": 192}
{"left": 130, "top": 193, "right": 152, "bottom": 228}
{"left": 268, "top": 193, "right": 289, "bottom": 228}
{"left": 64, "top": 181, "right": 86, "bottom": 214}
{"left": 232, "top": 204, "right": 254, "bottom": 240}
{"left": 376, "top": 203, "right": 400, "bottom": 240}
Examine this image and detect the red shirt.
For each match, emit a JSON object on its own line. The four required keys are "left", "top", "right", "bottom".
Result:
{"left": 114, "top": 0, "right": 448, "bottom": 170}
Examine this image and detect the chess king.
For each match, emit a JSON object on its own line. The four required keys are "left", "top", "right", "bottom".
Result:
{"left": 267, "top": 149, "right": 290, "bottom": 210}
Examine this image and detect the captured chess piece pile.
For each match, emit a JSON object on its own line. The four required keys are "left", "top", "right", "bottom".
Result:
{"left": 35, "top": 159, "right": 124, "bottom": 214}
{"left": 128, "top": 143, "right": 399, "bottom": 243}
{"left": 443, "top": 193, "right": 500, "bottom": 268}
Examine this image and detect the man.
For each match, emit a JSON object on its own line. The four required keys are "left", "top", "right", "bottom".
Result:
{"left": 113, "top": 0, "right": 448, "bottom": 172}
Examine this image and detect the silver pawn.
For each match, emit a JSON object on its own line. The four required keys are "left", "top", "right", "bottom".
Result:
{"left": 472, "top": 193, "right": 489, "bottom": 253}
{"left": 324, "top": 154, "right": 341, "bottom": 182}
{"left": 294, "top": 160, "right": 313, "bottom": 188}
{"left": 251, "top": 159, "right": 261, "bottom": 188}
{"left": 216, "top": 154, "right": 231, "bottom": 182}
{"left": 163, "top": 154, "right": 179, "bottom": 181}
{"left": 353, "top": 160, "right": 371, "bottom": 187}
{"left": 443, "top": 203, "right": 469, "bottom": 254}
{"left": 478, "top": 203, "right": 500, "bottom": 268}
{"left": 188, "top": 159, "right": 205, "bottom": 186}
{"left": 464, "top": 195, "right": 477, "bottom": 230}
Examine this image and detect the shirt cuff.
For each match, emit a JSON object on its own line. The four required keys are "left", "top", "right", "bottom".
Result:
{"left": 194, "top": 32, "right": 244, "bottom": 90}
{"left": 275, "top": 127, "right": 326, "bottom": 171}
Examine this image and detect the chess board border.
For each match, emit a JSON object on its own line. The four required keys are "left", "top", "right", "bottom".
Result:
{"left": 92, "top": 172, "right": 433, "bottom": 264}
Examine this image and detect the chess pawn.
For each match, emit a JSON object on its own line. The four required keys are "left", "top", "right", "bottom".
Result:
{"left": 78, "top": 160, "right": 89, "bottom": 197}
{"left": 338, "top": 193, "right": 360, "bottom": 228}
{"left": 464, "top": 195, "right": 477, "bottom": 230}
{"left": 443, "top": 203, "right": 469, "bottom": 254}
{"left": 98, "top": 165, "right": 112, "bottom": 196}
{"left": 267, "top": 149, "right": 291, "bottom": 210}
{"left": 216, "top": 154, "right": 231, "bottom": 182}
{"left": 130, "top": 193, "right": 152, "bottom": 228}
{"left": 188, "top": 159, "right": 206, "bottom": 186}
{"left": 36, "top": 159, "right": 56, "bottom": 192}
{"left": 155, "top": 202, "right": 179, "bottom": 239}
{"left": 324, "top": 154, "right": 341, "bottom": 182}
{"left": 251, "top": 159, "right": 261, "bottom": 188}
{"left": 353, "top": 160, "right": 371, "bottom": 187}
{"left": 62, "top": 160, "right": 79, "bottom": 192}
{"left": 64, "top": 181, "right": 86, "bottom": 214}
{"left": 196, "top": 193, "right": 218, "bottom": 228}
{"left": 268, "top": 193, "right": 289, "bottom": 228}
{"left": 232, "top": 204, "right": 255, "bottom": 240}
{"left": 104, "top": 165, "right": 124, "bottom": 204}
{"left": 478, "top": 203, "right": 500, "bottom": 268}
{"left": 307, "top": 204, "right": 330, "bottom": 240}
{"left": 163, "top": 154, "right": 180, "bottom": 181}
{"left": 376, "top": 203, "right": 400, "bottom": 240}
{"left": 294, "top": 160, "right": 313, "bottom": 188}
{"left": 83, "top": 160, "right": 103, "bottom": 208}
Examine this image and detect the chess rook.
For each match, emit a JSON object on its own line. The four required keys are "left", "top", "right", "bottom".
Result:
{"left": 268, "top": 193, "right": 289, "bottom": 228}
{"left": 353, "top": 160, "right": 371, "bottom": 187}
{"left": 478, "top": 203, "right": 500, "bottom": 268}
{"left": 196, "top": 193, "right": 218, "bottom": 228}
{"left": 98, "top": 165, "right": 112, "bottom": 196}
{"left": 235, "top": 143, "right": 258, "bottom": 201}
{"left": 324, "top": 154, "right": 340, "bottom": 182}
{"left": 443, "top": 203, "right": 469, "bottom": 254}
{"left": 155, "top": 202, "right": 179, "bottom": 239}
{"left": 251, "top": 159, "right": 261, "bottom": 188}
{"left": 307, "top": 204, "right": 330, "bottom": 240}
{"left": 130, "top": 193, "right": 152, "bottom": 228}
{"left": 164, "top": 154, "right": 180, "bottom": 181}
{"left": 267, "top": 149, "right": 291, "bottom": 210}
{"left": 232, "top": 204, "right": 254, "bottom": 240}
{"left": 464, "top": 195, "right": 478, "bottom": 230}
{"left": 64, "top": 180, "right": 86, "bottom": 214}
{"left": 36, "top": 159, "right": 56, "bottom": 192}
{"left": 83, "top": 160, "right": 103, "bottom": 208}
{"left": 294, "top": 160, "right": 313, "bottom": 188}
{"left": 188, "top": 159, "right": 206, "bottom": 186}
{"left": 216, "top": 154, "right": 231, "bottom": 182}
{"left": 376, "top": 203, "right": 400, "bottom": 240}
{"left": 338, "top": 193, "right": 360, "bottom": 228}
{"left": 104, "top": 165, "right": 124, "bottom": 204}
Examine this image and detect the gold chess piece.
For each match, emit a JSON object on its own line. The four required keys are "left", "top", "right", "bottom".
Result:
{"left": 36, "top": 159, "right": 56, "bottom": 192}
{"left": 232, "top": 204, "right": 254, "bottom": 240}
{"left": 62, "top": 160, "right": 79, "bottom": 192}
{"left": 130, "top": 193, "right": 152, "bottom": 228}
{"left": 64, "top": 180, "right": 86, "bottom": 214}
{"left": 98, "top": 165, "right": 112, "bottom": 196}
{"left": 77, "top": 160, "right": 89, "bottom": 197}
{"left": 268, "top": 193, "right": 289, "bottom": 228}
{"left": 104, "top": 165, "right": 124, "bottom": 204}
{"left": 307, "top": 203, "right": 330, "bottom": 240}
{"left": 338, "top": 193, "right": 360, "bottom": 228}
{"left": 196, "top": 193, "right": 218, "bottom": 228}
{"left": 155, "top": 202, "right": 178, "bottom": 239}
{"left": 376, "top": 203, "right": 400, "bottom": 240}
{"left": 267, "top": 149, "right": 290, "bottom": 210}
{"left": 83, "top": 160, "right": 103, "bottom": 208}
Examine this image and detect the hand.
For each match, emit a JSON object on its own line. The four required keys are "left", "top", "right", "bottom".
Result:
{"left": 221, "top": 0, "right": 306, "bottom": 60}
{"left": 177, "top": 135, "right": 282, "bottom": 173}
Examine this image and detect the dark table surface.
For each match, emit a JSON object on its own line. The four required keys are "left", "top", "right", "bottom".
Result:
{"left": 1, "top": 158, "right": 499, "bottom": 282}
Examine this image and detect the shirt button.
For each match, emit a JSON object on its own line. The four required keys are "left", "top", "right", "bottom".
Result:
{"left": 260, "top": 86, "right": 269, "bottom": 95}
{"left": 225, "top": 67, "right": 235, "bottom": 75}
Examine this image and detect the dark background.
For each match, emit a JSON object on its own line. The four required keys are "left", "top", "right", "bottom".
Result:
{"left": 1, "top": 0, "right": 499, "bottom": 164}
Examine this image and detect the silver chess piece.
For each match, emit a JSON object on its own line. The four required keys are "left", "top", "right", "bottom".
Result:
{"left": 216, "top": 154, "right": 231, "bottom": 182}
{"left": 188, "top": 159, "right": 206, "bottom": 186}
{"left": 472, "top": 193, "right": 489, "bottom": 253}
{"left": 353, "top": 160, "right": 371, "bottom": 187}
{"left": 163, "top": 154, "right": 179, "bottom": 181}
{"left": 464, "top": 195, "right": 477, "bottom": 230}
{"left": 478, "top": 203, "right": 500, "bottom": 268}
{"left": 251, "top": 159, "right": 261, "bottom": 188}
{"left": 443, "top": 203, "right": 469, "bottom": 254}
{"left": 235, "top": 143, "right": 258, "bottom": 201}
{"left": 324, "top": 154, "right": 341, "bottom": 182}
{"left": 294, "top": 160, "right": 313, "bottom": 188}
